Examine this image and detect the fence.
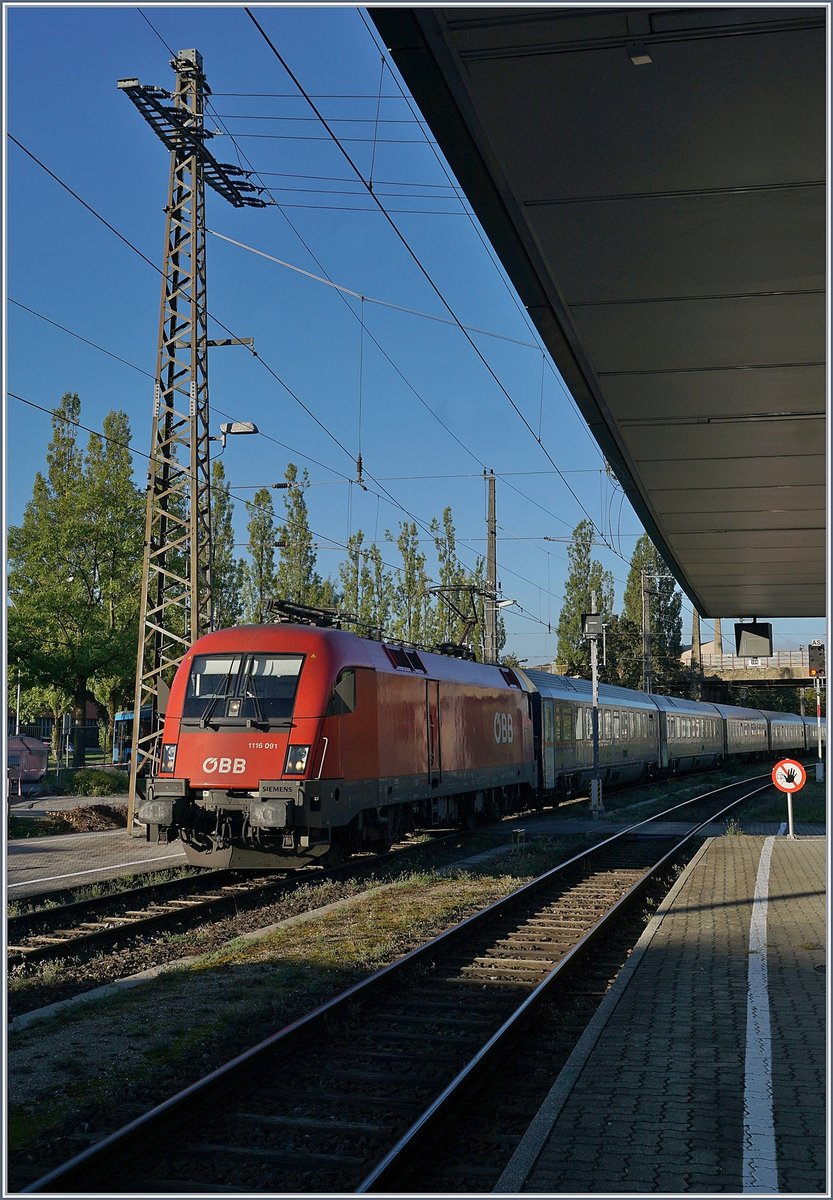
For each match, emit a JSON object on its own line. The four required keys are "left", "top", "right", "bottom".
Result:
{"left": 6, "top": 719, "right": 102, "bottom": 750}
{"left": 698, "top": 651, "right": 813, "bottom": 671}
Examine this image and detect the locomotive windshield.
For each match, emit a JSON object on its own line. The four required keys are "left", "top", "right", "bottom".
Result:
{"left": 182, "top": 653, "right": 304, "bottom": 725}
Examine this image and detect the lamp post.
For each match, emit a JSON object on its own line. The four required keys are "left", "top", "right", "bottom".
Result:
{"left": 582, "top": 592, "right": 604, "bottom": 819}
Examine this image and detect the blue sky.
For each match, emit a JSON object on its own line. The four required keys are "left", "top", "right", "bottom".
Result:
{"left": 4, "top": 3, "right": 826, "bottom": 663}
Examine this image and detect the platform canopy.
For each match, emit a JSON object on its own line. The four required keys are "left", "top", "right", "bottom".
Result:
{"left": 372, "top": 6, "right": 827, "bottom": 618}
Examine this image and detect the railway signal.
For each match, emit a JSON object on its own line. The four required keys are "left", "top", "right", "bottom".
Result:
{"left": 119, "top": 50, "right": 267, "bottom": 828}
{"left": 808, "top": 641, "right": 825, "bottom": 677}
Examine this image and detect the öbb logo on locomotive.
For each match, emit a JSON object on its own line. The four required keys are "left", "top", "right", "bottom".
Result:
{"left": 494, "top": 712, "right": 514, "bottom": 744}
{"left": 202, "top": 757, "right": 247, "bottom": 775}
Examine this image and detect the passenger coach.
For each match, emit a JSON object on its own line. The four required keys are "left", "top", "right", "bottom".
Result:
{"left": 519, "top": 670, "right": 659, "bottom": 798}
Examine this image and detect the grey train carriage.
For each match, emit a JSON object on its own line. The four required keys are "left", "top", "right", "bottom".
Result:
{"left": 519, "top": 670, "right": 661, "bottom": 799}
{"left": 517, "top": 668, "right": 820, "bottom": 803}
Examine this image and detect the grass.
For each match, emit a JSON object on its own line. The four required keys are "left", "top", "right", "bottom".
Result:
{"left": 738, "top": 776, "right": 827, "bottom": 826}
{"left": 7, "top": 864, "right": 200, "bottom": 918}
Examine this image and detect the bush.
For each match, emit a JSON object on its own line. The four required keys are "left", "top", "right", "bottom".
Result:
{"left": 37, "top": 772, "right": 67, "bottom": 796}
{"left": 67, "top": 768, "right": 129, "bottom": 797}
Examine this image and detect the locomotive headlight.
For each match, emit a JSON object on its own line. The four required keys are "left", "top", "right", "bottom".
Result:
{"left": 160, "top": 743, "right": 177, "bottom": 774}
{"left": 284, "top": 745, "right": 310, "bottom": 775}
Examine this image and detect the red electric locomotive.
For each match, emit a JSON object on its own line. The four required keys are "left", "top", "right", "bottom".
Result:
{"left": 139, "top": 622, "right": 536, "bottom": 868}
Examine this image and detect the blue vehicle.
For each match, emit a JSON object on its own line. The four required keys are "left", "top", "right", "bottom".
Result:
{"left": 112, "top": 707, "right": 154, "bottom": 766}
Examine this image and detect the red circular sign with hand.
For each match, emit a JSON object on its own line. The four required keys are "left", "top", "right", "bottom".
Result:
{"left": 771, "top": 758, "right": 807, "bottom": 793}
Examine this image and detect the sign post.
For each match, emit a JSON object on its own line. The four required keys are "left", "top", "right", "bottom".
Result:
{"left": 771, "top": 758, "right": 807, "bottom": 840}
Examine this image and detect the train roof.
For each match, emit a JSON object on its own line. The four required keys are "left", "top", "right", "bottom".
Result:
{"left": 189, "top": 623, "right": 532, "bottom": 691}
{"left": 647, "top": 694, "right": 722, "bottom": 718}
{"left": 710, "top": 702, "right": 768, "bottom": 721}
{"left": 756, "top": 709, "right": 805, "bottom": 725}
{"left": 518, "top": 668, "right": 658, "bottom": 711}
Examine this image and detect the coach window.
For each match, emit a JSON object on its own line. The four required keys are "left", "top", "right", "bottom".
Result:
{"left": 563, "top": 707, "right": 573, "bottom": 741}
{"left": 544, "top": 700, "right": 554, "bottom": 743}
{"left": 612, "top": 711, "right": 620, "bottom": 740}
{"left": 575, "top": 707, "right": 583, "bottom": 740}
{"left": 327, "top": 668, "right": 356, "bottom": 716}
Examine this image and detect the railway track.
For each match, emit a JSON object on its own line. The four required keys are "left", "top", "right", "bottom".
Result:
{"left": 6, "top": 870, "right": 285, "bottom": 967}
{"left": 7, "top": 765, "right": 773, "bottom": 972}
{"left": 6, "top": 831, "right": 468, "bottom": 971}
{"left": 24, "top": 776, "right": 769, "bottom": 1194}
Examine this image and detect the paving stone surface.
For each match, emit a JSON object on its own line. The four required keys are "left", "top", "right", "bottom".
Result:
{"left": 504, "top": 835, "right": 826, "bottom": 1194}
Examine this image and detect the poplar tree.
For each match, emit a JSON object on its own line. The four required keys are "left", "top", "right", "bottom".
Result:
{"left": 361, "top": 541, "right": 394, "bottom": 638}
{"left": 240, "top": 487, "right": 277, "bottom": 623}
{"left": 390, "top": 521, "right": 433, "bottom": 645}
{"left": 338, "top": 530, "right": 394, "bottom": 639}
{"left": 210, "top": 459, "right": 242, "bottom": 629}
{"left": 274, "top": 463, "right": 335, "bottom": 609}
{"left": 338, "top": 530, "right": 364, "bottom": 632}
{"left": 555, "top": 520, "right": 614, "bottom": 677}
{"left": 620, "top": 534, "right": 684, "bottom": 692}
{"left": 426, "top": 507, "right": 469, "bottom": 647}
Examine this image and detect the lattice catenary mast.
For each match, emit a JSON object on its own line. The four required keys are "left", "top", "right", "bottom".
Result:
{"left": 119, "top": 50, "right": 266, "bottom": 826}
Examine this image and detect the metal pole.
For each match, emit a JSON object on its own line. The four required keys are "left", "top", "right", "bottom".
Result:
{"left": 641, "top": 570, "right": 652, "bottom": 694}
{"left": 816, "top": 677, "right": 822, "bottom": 759}
{"left": 120, "top": 50, "right": 265, "bottom": 830}
{"left": 484, "top": 470, "right": 497, "bottom": 664}
{"left": 15, "top": 665, "right": 21, "bottom": 736}
{"left": 589, "top": 589, "right": 604, "bottom": 818}
{"left": 690, "top": 609, "right": 702, "bottom": 700}
{"left": 786, "top": 792, "right": 795, "bottom": 839}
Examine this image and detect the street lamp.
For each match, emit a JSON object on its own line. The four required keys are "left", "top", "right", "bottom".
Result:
{"left": 210, "top": 421, "right": 259, "bottom": 452}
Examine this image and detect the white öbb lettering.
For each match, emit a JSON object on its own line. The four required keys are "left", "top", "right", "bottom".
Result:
{"left": 202, "top": 756, "right": 246, "bottom": 775}
{"left": 493, "top": 712, "right": 514, "bottom": 744}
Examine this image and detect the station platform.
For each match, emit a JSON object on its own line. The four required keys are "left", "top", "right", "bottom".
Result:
{"left": 6, "top": 826, "right": 186, "bottom": 899}
{"left": 496, "top": 834, "right": 827, "bottom": 1194}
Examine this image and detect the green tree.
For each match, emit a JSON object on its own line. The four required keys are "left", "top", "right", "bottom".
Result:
{"left": 8, "top": 394, "right": 143, "bottom": 764}
{"left": 555, "top": 520, "right": 614, "bottom": 677}
{"left": 338, "top": 531, "right": 395, "bottom": 639}
{"left": 240, "top": 487, "right": 277, "bottom": 623}
{"left": 389, "top": 521, "right": 434, "bottom": 645}
{"left": 211, "top": 460, "right": 242, "bottom": 629}
{"left": 425, "top": 507, "right": 469, "bottom": 647}
{"left": 274, "top": 464, "right": 334, "bottom": 609}
{"left": 621, "top": 534, "right": 685, "bottom": 693}
{"left": 362, "top": 541, "right": 395, "bottom": 638}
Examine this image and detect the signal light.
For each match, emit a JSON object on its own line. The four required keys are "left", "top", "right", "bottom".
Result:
{"left": 808, "top": 642, "right": 825, "bottom": 677}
